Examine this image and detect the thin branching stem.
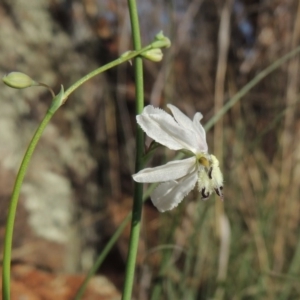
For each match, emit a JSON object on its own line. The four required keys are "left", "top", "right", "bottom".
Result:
{"left": 121, "top": 1, "right": 144, "bottom": 300}
{"left": 2, "top": 110, "right": 54, "bottom": 300}
{"left": 2, "top": 42, "right": 155, "bottom": 300}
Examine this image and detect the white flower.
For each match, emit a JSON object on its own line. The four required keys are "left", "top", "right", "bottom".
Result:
{"left": 132, "top": 104, "right": 223, "bottom": 212}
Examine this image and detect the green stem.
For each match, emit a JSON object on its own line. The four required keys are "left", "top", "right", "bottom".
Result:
{"left": 2, "top": 110, "right": 54, "bottom": 300}
{"left": 1, "top": 44, "right": 154, "bottom": 300}
{"left": 121, "top": 1, "right": 144, "bottom": 300}
{"left": 63, "top": 46, "right": 152, "bottom": 100}
{"left": 1, "top": 48, "right": 141, "bottom": 299}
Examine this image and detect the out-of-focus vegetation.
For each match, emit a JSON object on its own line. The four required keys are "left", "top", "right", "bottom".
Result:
{"left": 2, "top": 0, "right": 300, "bottom": 299}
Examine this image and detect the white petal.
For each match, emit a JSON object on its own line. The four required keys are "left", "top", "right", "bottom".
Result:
{"left": 193, "top": 112, "right": 208, "bottom": 152}
{"left": 142, "top": 105, "right": 167, "bottom": 116}
{"left": 151, "top": 171, "right": 198, "bottom": 212}
{"left": 167, "top": 104, "right": 207, "bottom": 153}
{"left": 137, "top": 114, "right": 182, "bottom": 150}
{"left": 137, "top": 114, "right": 199, "bottom": 153}
{"left": 167, "top": 104, "right": 193, "bottom": 129}
{"left": 132, "top": 157, "right": 196, "bottom": 183}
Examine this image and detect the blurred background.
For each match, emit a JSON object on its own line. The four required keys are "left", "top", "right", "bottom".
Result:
{"left": 1, "top": 0, "right": 300, "bottom": 299}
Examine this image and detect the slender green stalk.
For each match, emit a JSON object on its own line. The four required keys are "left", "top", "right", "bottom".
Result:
{"left": 2, "top": 110, "right": 54, "bottom": 300}
{"left": 121, "top": 1, "right": 144, "bottom": 300}
{"left": 1, "top": 41, "right": 160, "bottom": 300}
{"left": 63, "top": 46, "right": 152, "bottom": 100}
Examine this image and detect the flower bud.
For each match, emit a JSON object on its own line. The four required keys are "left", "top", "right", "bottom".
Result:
{"left": 2, "top": 72, "right": 38, "bottom": 89}
{"left": 141, "top": 49, "right": 163, "bottom": 62}
{"left": 155, "top": 31, "right": 165, "bottom": 41}
{"left": 151, "top": 31, "right": 171, "bottom": 49}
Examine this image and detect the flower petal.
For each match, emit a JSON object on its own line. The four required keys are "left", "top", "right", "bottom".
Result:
{"left": 142, "top": 105, "right": 167, "bottom": 116}
{"left": 167, "top": 104, "right": 193, "bottom": 129}
{"left": 193, "top": 112, "right": 208, "bottom": 152}
{"left": 167, "top": 104, "right": 208, "bottom": 153}
{"left": 151, "top": 171, "right": 198, "bottom": 212}
{"left": 137, "top": 107, "right": 199, "bottom": 153}
{"left": 132, "top": 157, "right": 196, "bottom": 183}
{"left": 137, "top": 114, "right": 182, "bottom": 150}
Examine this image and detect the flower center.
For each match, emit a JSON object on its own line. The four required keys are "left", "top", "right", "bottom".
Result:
{"left": 196, "top": 154, "right": 224, "bottom": 201}
{"left": 196, "top": 153, "right": 210, "bottom": 168}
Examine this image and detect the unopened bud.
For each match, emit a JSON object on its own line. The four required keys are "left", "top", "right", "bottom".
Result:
{"left": 151, "top": 31, "right": 171, "bottom": 49}
{"left": 2, "top": 72, "right": 38, "bottom": 89}
{"left": 141, "top": 49, "right": 163, "bottom": 62}
{"left": 155, "top": 31, "right": 165, "bottom": 41}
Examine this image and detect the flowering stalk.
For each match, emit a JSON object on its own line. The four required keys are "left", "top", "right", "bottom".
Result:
{"left": 121, "top": 1, "right": 144, "bottom": 300}
{"left": 1, "top": 32, "right": 170, "bottom": 299}
{"left": 133, "top": 105, "right": 224, "bottom": 212}
{"left": 2, "top": 110, "right": 54, "bottom": 300}
{"left": 63, "top": 35, "right": 169, "bottom": 101}
{"left": 1, "top": 87, "right": 66, "bottom": 300}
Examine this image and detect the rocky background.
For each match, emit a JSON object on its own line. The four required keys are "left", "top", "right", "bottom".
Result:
{"left": 1, "top": 0, "right": 300, "bottom": 299}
